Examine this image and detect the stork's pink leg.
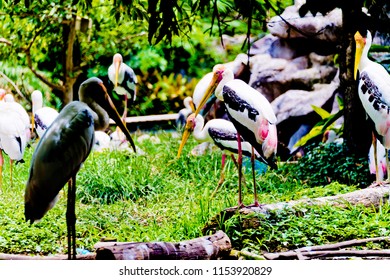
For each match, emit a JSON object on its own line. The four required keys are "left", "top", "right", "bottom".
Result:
{"left": 210, "top": 154, "right": 227, "bottom": 199}
{"left": 10, "top": 159, "right": 13, "bottom": 187}
{"left": 0, "top": 151, "right": 3, "bottom": 190}
{"left": 251, "top": 146, "right": 260, "bottom": 207}
{"left": 237, "top": 132, "right": 244, "bottom": 208}
{"left": 122, "top": 93, "right": 128, "bottom": 122}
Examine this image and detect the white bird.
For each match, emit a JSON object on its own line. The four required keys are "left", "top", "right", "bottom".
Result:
{"left": 0, "top": 94, "right": 29, "bottom": 187}
{"left": 31, "top": 90, "right": 59, "bottom": 138}
{"left": 194, "top": 64, "right": 278, "bottom": 207}
{"left": 354, "top": 30, "right": 390, "bottom": 184}
{"left": 176, "top": 96, "right": 195, "bottom": 129}
{"left": 369, "top": 139, "right": 387, "bottom": 181}
{"left": 108, "top": 53, "right": 137, "bottom": 120}
{"left": 93, "top": 131, "right": 111, "bottom": 152}
{"left": 178, "top": 113, "right": 265, "bottom": 198}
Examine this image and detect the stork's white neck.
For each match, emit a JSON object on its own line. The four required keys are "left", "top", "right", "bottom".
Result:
{"left": 215, "top": 68, "right": 234, "bottom": 101}
{"left": 360, "top": 31, "right": 373, "bottom": 69}
{"left": 192, "top": 114, "right": 210, "bottom": 142}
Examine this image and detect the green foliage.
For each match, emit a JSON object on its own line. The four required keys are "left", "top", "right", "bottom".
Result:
{"left": 0, "top": 132, "right": 386, "bottom": 256}
{"left": 291, "top": 142, "right": 371, "bottom": 187}
{"left": 223, "top": 203, "right": 390, "bottom": 253}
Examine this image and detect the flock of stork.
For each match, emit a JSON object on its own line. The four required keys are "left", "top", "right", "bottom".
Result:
{"left": 0, "top": 29, "right": 388, "bottom": 259}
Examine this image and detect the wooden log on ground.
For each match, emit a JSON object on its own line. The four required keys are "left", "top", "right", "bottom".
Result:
{"left": 0, "top": 253, "right": 96, "bottom": 260}
{"left": 203, "top": 185, "right": 390, "bottom": 233}
{"left": 94, "top": 230, "right": 231, "bottom": 260}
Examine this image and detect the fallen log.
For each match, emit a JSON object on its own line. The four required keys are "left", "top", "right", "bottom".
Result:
{"left": 203, "top": 185, "right": 390, "bottom": 233}
{"left": 94, "top": 230, "right": 231, "bottom": 260}
{"left": 0, "top": 253, "right": 96, "bottom": 260}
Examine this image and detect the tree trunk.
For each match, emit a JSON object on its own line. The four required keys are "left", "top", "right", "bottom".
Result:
{"left": 62, "top": 18, "right": 79, "bottom": 105}
{"left": 341, "top": 3, "right": 372, "bottom": 158}
{"left": 94, "top": 230, "right": 232, "bottom": 260}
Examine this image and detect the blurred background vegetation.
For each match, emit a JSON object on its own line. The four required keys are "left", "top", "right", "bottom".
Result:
{"left": 0, "top": 0, "right": 292, "bottom": 116}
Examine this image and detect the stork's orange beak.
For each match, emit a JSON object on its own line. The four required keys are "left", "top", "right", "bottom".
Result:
{"left": 177, "top": 114, "right": 195, "bottom": 158}
{"left": 354, "top": 31, "right": 364, "bottom": 80}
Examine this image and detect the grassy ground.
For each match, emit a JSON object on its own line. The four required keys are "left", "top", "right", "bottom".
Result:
{"left": 0, "top": 131, "right": 389, "bottom": 257}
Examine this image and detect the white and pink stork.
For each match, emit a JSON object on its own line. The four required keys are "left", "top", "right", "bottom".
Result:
{"left": 193, "top": 64, "right": 278, "bottom": 207}
{"left": 108, "top": 53, "right": 138, "bottom": 120}
{"left": 31, "top": 90, "right": 59, "bottom": 139}
{"left": 354, "top": 30, "right": 390, "bottom": 184}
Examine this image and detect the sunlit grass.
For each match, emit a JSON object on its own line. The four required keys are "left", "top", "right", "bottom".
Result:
{"left": 0, "top": 131, "right": 389, "bottom": 257}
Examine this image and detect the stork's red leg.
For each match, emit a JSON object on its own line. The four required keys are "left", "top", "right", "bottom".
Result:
{"left": 0, "top": 151, "right": 3, "bottom": 190}
{"left": 211, "top": 154, "right": 227, "bottom": 199}
{"left": 251, "top": 146, "right": 260, "bottom": 207}
{"left": 237, "top": 132, "right": 244, "bottom": 208}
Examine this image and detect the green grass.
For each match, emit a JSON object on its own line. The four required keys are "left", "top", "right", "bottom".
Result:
{"left": 0, "top": 131, "right": 389, "bottom": 257}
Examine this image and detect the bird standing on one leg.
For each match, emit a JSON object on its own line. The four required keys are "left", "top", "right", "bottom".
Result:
{"left": 194, "top": 65, "right": 278, "bottom": 207}
{"left": 354, "top": 30, "right": 390, "bottom": 185}
{"left": 24, "top": 77, "right": 136, "bottom": 259}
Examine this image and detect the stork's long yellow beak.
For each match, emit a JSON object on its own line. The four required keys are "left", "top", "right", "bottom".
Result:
{"left": 194, "top": 71, "right": 221, "bottom": 116}
{"left": 115, "top": 61, "right": 120, "bottom": 87}
{"left": 177, "top": 125, "right": 192, "bottom": 158}
{"left": 354, "top": 31, "right": 364, "bottom": 80}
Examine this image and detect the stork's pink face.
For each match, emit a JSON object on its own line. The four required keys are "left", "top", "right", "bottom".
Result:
{"left": 0, "top": 89, "right": 6, "bottom": 101}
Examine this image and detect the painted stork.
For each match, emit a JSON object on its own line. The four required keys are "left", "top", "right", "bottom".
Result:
{"left": 0, "top": 93, "right": 28, "bottom": 188}
{"left": 108, "top": 53, "right": 137, "bottom": 120}
{"left": 194, "top": 64, "right": 278, "bottom": 207}
{"left": 177, "top": 113, "right": 266, "bottom": 200}
{"left": 31, "top": 90, "right": 59, "bottom": 138}
{"left": 176, "top": 96, "right": 195, "bottom": 129}
{"left": 24, "top": 77, "right": 136, "bottom": 259}
{"left": 354, "top": 30, "right": 390, "bottom": 184}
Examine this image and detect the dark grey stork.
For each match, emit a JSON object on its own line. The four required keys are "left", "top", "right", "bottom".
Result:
{"left": 24, "top": 77, "right": 136, "bottom": 259}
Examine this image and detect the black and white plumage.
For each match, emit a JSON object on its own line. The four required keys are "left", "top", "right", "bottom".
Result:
{"left": 354, "top": 30, "right": 390, "bottom": 183}
{"left": 194, "top": 64, "right": 278, "bottom": 207}
{"left": 177, "top": 113, "right": 263, "bottom": 199}
{"left": 108, "top": 53, "right": 137, "bottom": 119}
{"left": 24, "top": 77, "right": 136, "bottom": 259}
{"left": 196, "top": 65, "right": 278, "bottom": 169}
{"left": 31, "top": 90, "right": 59, "bottom": 138}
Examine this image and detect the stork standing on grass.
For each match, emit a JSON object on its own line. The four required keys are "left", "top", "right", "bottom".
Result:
{"left": 193, "top": 64, "right": 278, "bottom": 207}
{"left": 24, "top": 77, "right": 136, "bottom": 260}
{"left": 108, "top": 53, "right": 137, "bottom": 121}
{"left": 354, "top": 30, "right": 390, "bottom": 184}
{"left": 177, "top": 113, "right": 266, "bottom": 199}
{"left": 0, "top": 92, "right": 29, "bottom": 188}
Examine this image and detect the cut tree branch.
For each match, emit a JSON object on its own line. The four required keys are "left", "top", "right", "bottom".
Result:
{"left": 94, "top": 230, "right": 232, "bottom": 260}
{"left": 0, "top": 38, "right": 12, "bottom": 46}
